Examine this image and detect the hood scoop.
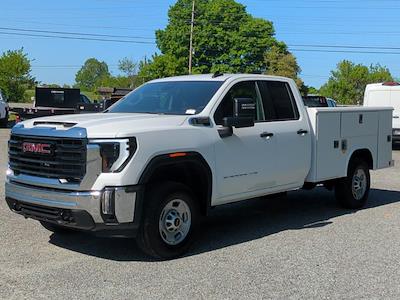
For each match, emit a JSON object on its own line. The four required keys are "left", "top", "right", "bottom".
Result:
{"left": 33, "top": 121, "right": 77, "bottom": 128}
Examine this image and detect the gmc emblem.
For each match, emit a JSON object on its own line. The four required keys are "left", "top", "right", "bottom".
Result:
{"left": 22, "top": 142, "right": 52, "bottom": 155}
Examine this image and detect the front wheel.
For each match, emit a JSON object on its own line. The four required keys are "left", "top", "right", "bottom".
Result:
{"left": 136, "top": 182, "right": 199, "bottom": 259}
{"left": 335, "top": 158, "right": 370, "bottom": 209}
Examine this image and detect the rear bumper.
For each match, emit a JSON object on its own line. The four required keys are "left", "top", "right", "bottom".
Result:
{"left": 5, "top": 181, "right": 143, "bottom": 237}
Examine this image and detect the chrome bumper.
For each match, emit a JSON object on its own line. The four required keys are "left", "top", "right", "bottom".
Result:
{"left": 5, "top": 181, "right": 136, "bottom": 224}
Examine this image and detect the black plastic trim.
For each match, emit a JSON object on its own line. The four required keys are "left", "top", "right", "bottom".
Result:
{"left": 138, "top": 152, "right": 213, "bottom": 213}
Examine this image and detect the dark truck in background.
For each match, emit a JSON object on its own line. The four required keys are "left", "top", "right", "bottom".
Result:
{"left": 11, "top": 87, "right": 103, "bottom": 121}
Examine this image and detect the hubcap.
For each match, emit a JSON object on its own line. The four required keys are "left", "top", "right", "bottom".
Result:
{"left": 352, "top": 168, "right": 367, "bottom": 200}
{"left": 159, "top": 199, "right": 191, "bottom": 246}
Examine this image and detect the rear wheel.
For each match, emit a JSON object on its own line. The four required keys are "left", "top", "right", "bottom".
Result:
{"left": 136, "top": 182, "right": 199, "bottom": 259}
{"left": 335, "top": 158, "right": 370, "bottom": 209}
{"left": 40, "top": 221, "right": 75, "bottom": 234}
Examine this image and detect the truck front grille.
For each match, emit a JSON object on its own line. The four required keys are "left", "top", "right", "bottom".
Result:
{"left": 8, "top": 134, "right": 87, "bottom": 182}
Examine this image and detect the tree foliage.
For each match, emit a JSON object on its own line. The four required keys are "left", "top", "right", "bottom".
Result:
{"left": 264, "top": 45, "right": 304, "bottom": 90}
{"left": 75, "top": 58, "right": 110, "bottom": 90}
{"left": 0, "top": 48, "right": 35, "bottom": 102}
{"left": 118, "top": 57, "right": 138, "bottom": 87}
{"left": 319, "top": 60, "right": 393, "bottom": 105}
{"left": 139, "top": 0, "right": 298, "bottom": 81}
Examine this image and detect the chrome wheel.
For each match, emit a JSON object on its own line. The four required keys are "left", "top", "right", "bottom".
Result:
{"left": 352, "top": 168, "right": 367, "bottom": 200}
{"left": 159, "top": 199, "right": 192, "bottom": 246}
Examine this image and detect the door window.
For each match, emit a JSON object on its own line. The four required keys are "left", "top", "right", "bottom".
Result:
{"left": 214, "top": 81, "right": 264, "bottom": 125}
{"left": 258, "top": 81, "right": 299, "bottom": 121}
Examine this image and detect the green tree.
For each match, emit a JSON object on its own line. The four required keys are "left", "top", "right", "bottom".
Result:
{"left": 118, "top": 57, "right": 138, "bottom": 87}
{"left": 75, "top": 58, "right": 110, "bottom": 90}
{"left": 138, "top": 54, "right": 187, "bottom": 82}
{"left": 320, "top": 60, "right": 392, "bottom": 105}
{"left": 139, "top": 0, "right": 289, "bottom": 80}
{"left": 0, "top": 48, "right": 35, "bottom": 102}
{"left": 305, "top": 86, "right": 319, "bottom": 95}
{"left": 102, "top": 75, "right": 132, "bottom": 88}
{"left": 264, "top": 45, "right": 304, "bottom": 90}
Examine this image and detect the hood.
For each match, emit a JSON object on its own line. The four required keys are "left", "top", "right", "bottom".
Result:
{"left": 20, "top": 113, "right": 189, "bottom": 138}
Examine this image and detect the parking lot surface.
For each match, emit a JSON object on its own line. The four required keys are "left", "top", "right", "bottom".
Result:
{"left": 1, "top": 128, "right": 400, "bottom": 299}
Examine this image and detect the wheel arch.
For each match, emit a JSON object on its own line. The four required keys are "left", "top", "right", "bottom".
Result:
{"left": 347, "top": 148, "right": 374, "bottom": 174}
{"left": 138, "top": 152, "right": 213, "bottom": 216}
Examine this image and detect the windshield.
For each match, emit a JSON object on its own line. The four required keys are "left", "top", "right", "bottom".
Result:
{"left": 107, "top": 81, "right": 223, "bottom": 115}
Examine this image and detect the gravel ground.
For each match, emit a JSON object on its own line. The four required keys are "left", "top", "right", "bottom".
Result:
{"left": 1, "top": 128, "right": 400, "bottom": 299}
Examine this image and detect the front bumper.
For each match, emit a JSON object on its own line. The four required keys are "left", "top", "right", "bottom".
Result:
{"left": 5, "top": 181, "right": 143, "bottom": 237}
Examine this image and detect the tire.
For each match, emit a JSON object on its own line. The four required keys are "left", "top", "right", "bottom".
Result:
{"left": 335, "top": 158, "right": 370, "bottom": 209}
{"left": 136, "top": 182, "right": 199, "bottom": 259}
{"left": 40, "top": 221, "right": 75, "bottom": 234}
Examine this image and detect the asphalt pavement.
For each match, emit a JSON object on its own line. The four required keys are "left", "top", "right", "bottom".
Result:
{"left": 1, "top": 128, "right": 400, "bottom": 299}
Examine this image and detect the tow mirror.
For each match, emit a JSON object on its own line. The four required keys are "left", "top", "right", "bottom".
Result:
{"left": 219, "top": 98, "right": 256, "bottom": 138}
{"left": 222, "top": 98, "right": 255, "bottom": 128}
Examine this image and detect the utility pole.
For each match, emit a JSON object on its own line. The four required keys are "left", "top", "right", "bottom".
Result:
{"left": 188, "top": 0, "right": 195, "bottom": 74}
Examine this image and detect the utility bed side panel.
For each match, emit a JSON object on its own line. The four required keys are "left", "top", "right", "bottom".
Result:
{"left": 305, "top": 107, "right": 393, "bottom": 183}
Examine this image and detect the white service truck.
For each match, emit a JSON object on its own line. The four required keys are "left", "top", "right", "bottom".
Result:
{"left": 364, "top": 82, "right": 400, "bottom": 145}
{"left": 5, "top": 74, "right": 394, "bottom": 259}
{"left": 0, "top": 90, "right": 8, "bottom": 128}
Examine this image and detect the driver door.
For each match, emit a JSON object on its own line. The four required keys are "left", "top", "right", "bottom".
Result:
{"left": 213, "top": 81, "right": 279, "bottom": 205}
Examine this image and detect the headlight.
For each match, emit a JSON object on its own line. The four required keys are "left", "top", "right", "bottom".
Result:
{"left": 89, "top": 138, "right": 137, "bottom": 173}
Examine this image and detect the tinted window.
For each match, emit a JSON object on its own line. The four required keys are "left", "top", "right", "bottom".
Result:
{"left": 108, "top": 81, "right": 223, "bottom": 115}
{"left": 214, "top": 81, "right": 264, "bottom": 125}
{"left": 80, "top": 94, "right": 91, "bottom": 104}
{"left": 258, "top": 81, "right": 299, "bottom": 121}
{"left": 303, "top": 96, "right": 328, "bottom": 107}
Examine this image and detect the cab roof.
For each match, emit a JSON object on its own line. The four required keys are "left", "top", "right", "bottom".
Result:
{"left": 149, "top": 73, "right": 292, "bottom": 83}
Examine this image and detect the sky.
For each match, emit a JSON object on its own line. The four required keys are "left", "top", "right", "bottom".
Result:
{"left": 1, "top": 0, "right": 400, "bottom": 88}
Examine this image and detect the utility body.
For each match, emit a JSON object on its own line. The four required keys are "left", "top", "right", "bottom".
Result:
{"left": 5, "top": 74, "right": 394, "bottom": 258}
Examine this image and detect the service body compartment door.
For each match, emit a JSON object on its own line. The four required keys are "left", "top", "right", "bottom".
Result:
{"left": 377, "top": 110, "right": 393, "bottom": 168}
{"left": 315, "top": 112, "right": 345, "bottom": 180}
{"left": 341, "top": 112, "right": 378, "bottom": 138}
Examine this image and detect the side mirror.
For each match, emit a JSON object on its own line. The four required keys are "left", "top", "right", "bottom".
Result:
{"left": 223, "top": 97, "right": 255, "bottom": 128}
{"left": 222, "top": 116, "right": 254, "bottom": 128}
{"left": 218, "top": 98, "right": 256, "bottom": 138}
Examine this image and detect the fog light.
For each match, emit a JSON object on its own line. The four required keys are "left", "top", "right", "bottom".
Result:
{"left": 101, "top": 189, "right": 115, "bottom": 215}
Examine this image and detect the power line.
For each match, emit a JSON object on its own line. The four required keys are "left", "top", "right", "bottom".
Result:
{"left": 0, "top": 26, "right": 155, "bottom": 40}
{"left": 0, "top": 31, "right": 155, "bottom": 44}
{"left": 288, "top": 44, "right": 400, "bottom": 51}
{"left": 289, "top": 48, "right": 400, "bottom": 55}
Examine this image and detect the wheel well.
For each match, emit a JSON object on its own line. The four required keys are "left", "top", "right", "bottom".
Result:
{"left": 349, "top": 149, "right": 373, "bottom": 170}
{"left": 139, "top": 154, "right": 212, "bottom": 216}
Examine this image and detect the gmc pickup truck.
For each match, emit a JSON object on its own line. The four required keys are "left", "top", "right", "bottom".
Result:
{"left": 5, "top": 74, "right": 394, "bottom": 259}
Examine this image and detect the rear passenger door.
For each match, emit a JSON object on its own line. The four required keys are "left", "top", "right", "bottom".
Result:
{"left": 257, "top": 80, "right": 311, "bottom": 188}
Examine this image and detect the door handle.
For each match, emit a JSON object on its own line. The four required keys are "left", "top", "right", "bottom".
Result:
{"left": 260, "top": 132, "right": 274, "bottom": 138}
{"left": 297, "top": 129, "right": 308, "bottom": 135}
